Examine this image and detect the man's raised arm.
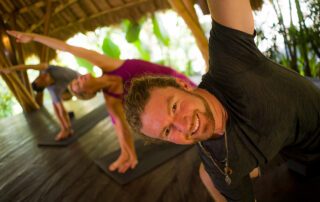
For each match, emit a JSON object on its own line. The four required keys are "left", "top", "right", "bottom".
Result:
{"left": 206, "top": 0, "right": 254, "bottom": 34}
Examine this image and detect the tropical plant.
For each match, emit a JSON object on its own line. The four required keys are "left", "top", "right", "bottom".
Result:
{"left": 0, "top": 80, "right": 14, "bottom": 118}
{"left": 75, "top": 57, "right": 94, "bottom": 74}
{"left": 266, "top": 0, "right": 320, "bottom": 77}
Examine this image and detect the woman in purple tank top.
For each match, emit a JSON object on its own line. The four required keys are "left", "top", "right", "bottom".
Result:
{"left": 8, "top": 30, "right": 196, "bottom": 174}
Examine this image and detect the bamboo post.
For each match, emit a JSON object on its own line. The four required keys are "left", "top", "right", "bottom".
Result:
{"left": 168, "top": 0, "right": 209, "bottom": 71}
{"left": 0, "top": 33, "right": 39, "bottom": 112}
{"left": 11, "top": 14, "right": 33, "bottom": 94}
{"left": 36, "top": 0, "right": 53, "bottom": 106}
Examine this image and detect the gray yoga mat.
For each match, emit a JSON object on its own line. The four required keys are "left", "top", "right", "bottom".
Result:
{"left": 38, "top": 104, "right": 108, "bottom": 147}
{"left": 95, "top": 140, "right": 192, "bottom": 185}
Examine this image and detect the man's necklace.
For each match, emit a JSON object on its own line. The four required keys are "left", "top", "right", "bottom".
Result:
{"left": 198, "top": 130, "right": 233, "bottom": 185}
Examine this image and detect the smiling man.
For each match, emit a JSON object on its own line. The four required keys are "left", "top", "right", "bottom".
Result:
{"left": 139, "top": 80, "right": 218, "bottom": 144}
{"left": 125, "top": 0, "right": 320, "bottom": 201}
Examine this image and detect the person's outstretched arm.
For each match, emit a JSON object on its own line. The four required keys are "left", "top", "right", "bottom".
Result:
{"left": 206, "top": 0, "right": 254, "bottom": 34}
{"left": 6, "top": 31, "right": 124, "bottom": 72}
{"left": 0, "top": 63, "right": 48, "bottom": 73}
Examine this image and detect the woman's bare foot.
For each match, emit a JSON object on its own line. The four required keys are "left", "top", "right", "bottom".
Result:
{"left": 55, "top": 129, "right": 73, "bottom": 141}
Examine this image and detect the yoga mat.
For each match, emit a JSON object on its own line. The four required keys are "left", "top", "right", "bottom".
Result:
{"left": 38, "top": 104, "right": 108, "bottom": 147}
{"left": 95, "top": 140, "right": 192, "bottom": 185}
{"left": 308, "top": 77, "right": 320, "bottom": 89}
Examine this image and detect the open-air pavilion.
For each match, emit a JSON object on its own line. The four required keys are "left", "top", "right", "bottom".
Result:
{"left": 0, "top": 0, "right": 319, "bottom": 201}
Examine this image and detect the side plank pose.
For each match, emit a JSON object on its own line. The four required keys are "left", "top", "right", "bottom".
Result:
{"left": 7, "top": 30, "right": 196, "bottom": 174}
{"left": 124, "top": 0, "right": 320, "bottom": 201}
{"left": 0, "top": 63, "right": 79, "bottom": 141}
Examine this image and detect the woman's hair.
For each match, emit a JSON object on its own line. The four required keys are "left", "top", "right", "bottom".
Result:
{"left": 68, "top": 85, "right": 97, "bottom": 100}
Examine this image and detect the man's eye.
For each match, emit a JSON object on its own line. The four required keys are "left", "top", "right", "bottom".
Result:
{"left": 172, "top": 103, "right": 177, "bottom": 113}
{"left": 164, "top": 127, "right": 171, "bottom": 137}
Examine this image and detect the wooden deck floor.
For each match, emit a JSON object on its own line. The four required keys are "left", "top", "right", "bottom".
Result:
{"left": 0, "top": 96, "right": 319, "bottom": 202}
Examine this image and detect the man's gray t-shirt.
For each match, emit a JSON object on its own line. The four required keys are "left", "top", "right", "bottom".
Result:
{"left": 43, "top": 65, "right": 79, "bottom": 103}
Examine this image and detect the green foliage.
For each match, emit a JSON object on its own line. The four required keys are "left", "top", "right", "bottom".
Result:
{"left": 125, "top": 21, "right": 141, "bottom": 43}
{"left": 0, "top": 81, "right": 14, "bottom": 118}
{"left": 102, "top": 37, "right": 121, "bottom": 59}
{"left": 184, "top": 60, "right": 194, "bottom": 76}
{"left": 264, "top": 0, "right": 319, "bottom": 77}
{"left": 133, "top": 40, "right": 151, "bottom": 61}
{"left": 75, "top": 57, "right": 94, "bottom": 74}
{"left": 121, "top": 19, "right": 130, "bottom": 31}
{"left": 152, "top": 14, "right": 170, "bottom": 46}
{"left": 154, "top": 59, "right": 166, "bottom": 66}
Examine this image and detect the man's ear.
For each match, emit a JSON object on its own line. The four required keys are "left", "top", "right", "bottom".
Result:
{"left": 175, "top": 78, "right": 194, "bottom": 91}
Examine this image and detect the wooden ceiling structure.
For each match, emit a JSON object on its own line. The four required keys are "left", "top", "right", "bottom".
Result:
{"left": 0, "top": 0, "right": 211, "bottom": 62}
{"left": 0, "top": 0, "right": 263, "bottom": 113}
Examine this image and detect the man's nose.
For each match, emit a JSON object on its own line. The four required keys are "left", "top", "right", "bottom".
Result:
{"left": 173, "top": 114, "right": 190, "bottom": 134}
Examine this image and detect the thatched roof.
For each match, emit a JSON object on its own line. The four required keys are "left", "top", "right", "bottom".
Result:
{"left": 0, "top": 0, "right": 264, "bottom": 112}
{"left": 1, "top": 0, "right": 174, "bottom": 39}
{"left": 0, "top": 0, "right": 263, "bottom": 61}
{"left": 0, "top": 0, "right": 179, "bottom": 60}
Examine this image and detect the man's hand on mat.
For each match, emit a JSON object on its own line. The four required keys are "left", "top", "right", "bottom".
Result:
{"left": 7, "top": 31, "right": 34, "bottom": 43}
{"left": 55, "top": 128, "right": 73, "bottom": 141}
{"left": 108, "top": 150, "right": 138, "bottom": 173}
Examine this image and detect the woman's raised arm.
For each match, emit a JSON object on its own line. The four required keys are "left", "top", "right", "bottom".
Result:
{"left": 7, "top": 31, "right": 123, "bottom": 72}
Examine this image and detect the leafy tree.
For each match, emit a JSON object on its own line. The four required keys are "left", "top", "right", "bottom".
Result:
{"left": 102, "top": 37, "right": 121, "bottom": 59}
{"left": 152, "top": 14, "right": 170, "bottom": 46}
{"left": 0, "top": 80, "right": 14, "bottom": 118}
{"left": 266, "top": 0, "right": 319, "bottom": 77}
{"left": 75, "top": 57, "right": 94, "bottom": 74}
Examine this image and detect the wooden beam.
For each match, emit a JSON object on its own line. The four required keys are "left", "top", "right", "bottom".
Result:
{"left": 18, "top": 1, "right": 46, "bottom": 14}
{"left": 40, "top": 0, "right": 53, "bottom": 63}
{"left": 0, "top": 30, "right": 39, "bottom": 112}
{"left": 27, "top": 0, "right": 79, "bottom": 32}
{"left": 34, "top": 0, "right": 54, "bottom": 107}
{"left": 11, "top": 15, "right": 33, "bottom": 94}
{"left": 13, "top": 0, "right": 63, "bottom": 15}
{"left": 51, "top": 0, "right": 148, "bottom": 34}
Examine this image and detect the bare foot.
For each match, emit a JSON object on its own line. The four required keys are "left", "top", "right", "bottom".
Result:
{"left": 55, "top": 129, "right": 73, "bottom": 141}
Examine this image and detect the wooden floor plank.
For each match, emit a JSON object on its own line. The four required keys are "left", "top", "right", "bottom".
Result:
{"left": 1, "top": 98, "right": 319, "bottom": 202}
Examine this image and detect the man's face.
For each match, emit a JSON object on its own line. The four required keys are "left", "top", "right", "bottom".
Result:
{"left": 140, "top": 86, "right": 215, "bottom": 145}
{"left": 71, "top": 73, "right": 94, "bottom": 94}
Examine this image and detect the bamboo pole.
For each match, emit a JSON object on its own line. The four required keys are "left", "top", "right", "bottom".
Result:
{"left": 1, "top": 73, "right": 39, "bottom": 112}
{"left": 0, "top": 15, "right": 39, "bottom": 112}
{"left": 36, "top": 0, "right": 53, "bottom": 106}
{"left": 11, "top": 15, "right": 33, "bottom": 94}
{"left": 168, "top": 0, "right": 209, "bottom": 71}
{"left": 0, "top": 38, "right": 39, "bottom": 112}
{"left": 40, "top": 0, "right": 53, "bottom": 64}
